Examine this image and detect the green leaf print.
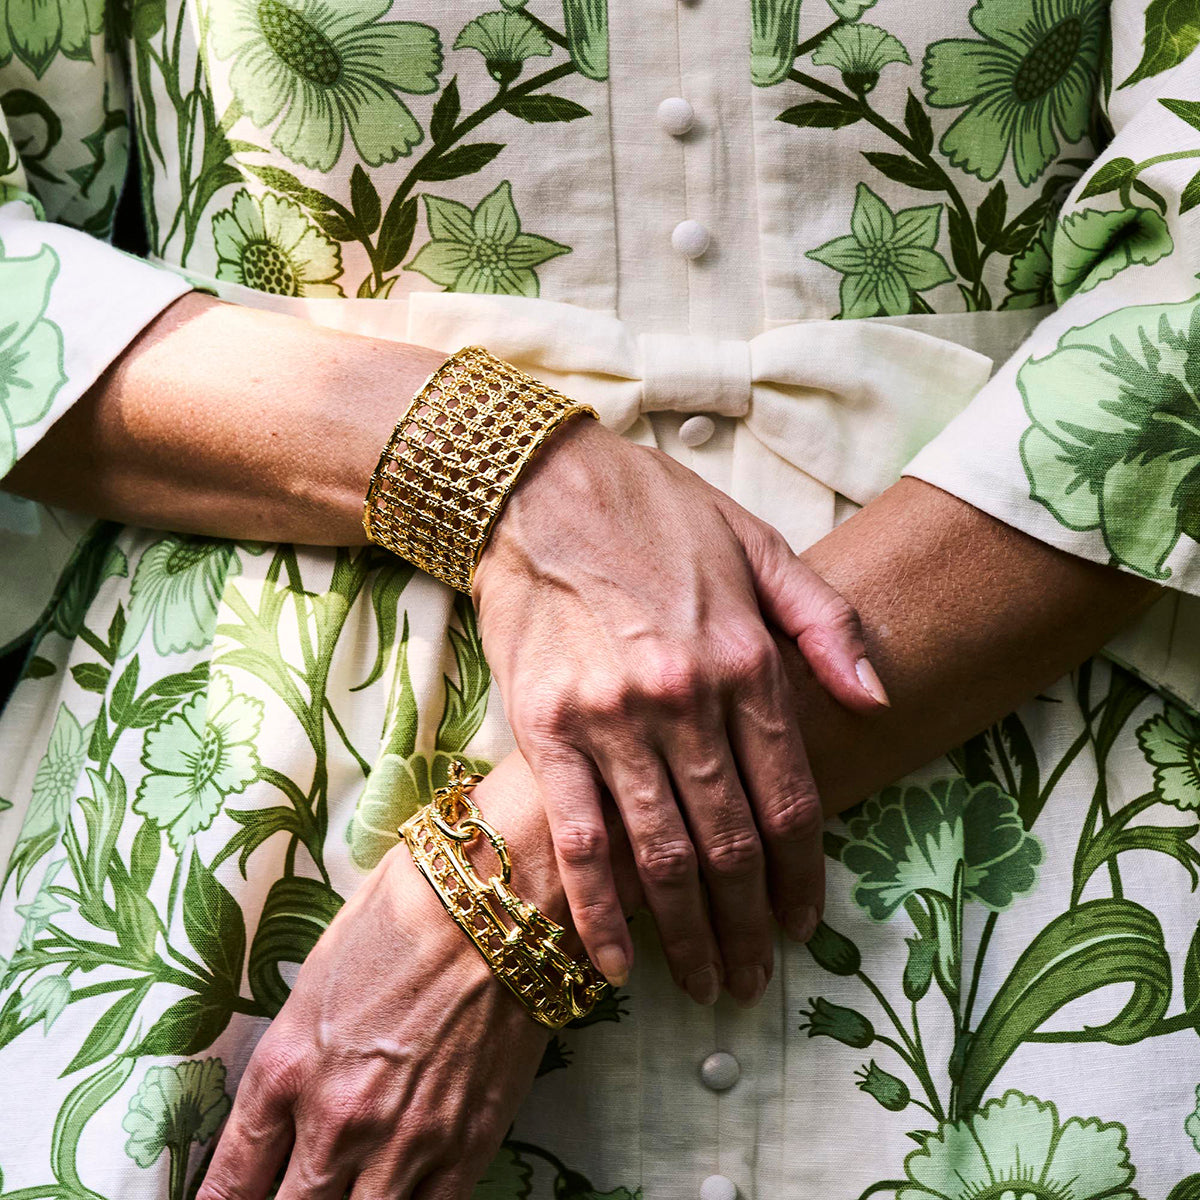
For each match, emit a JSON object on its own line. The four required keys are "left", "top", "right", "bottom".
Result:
{"left": 134, "top": 992, "right": 234, "bottom": 1057}
{"left": 1118, "top": 0, "right": 1200, "bottom": 89}
{"left": 5, "top": 704, "right": 93, "bottom": 891}
{"left": 52, "top": 1054, "right": 135, "bottom": 1197}
{"left": 247, "top": 875, "right": 343, "bottom": 1015}
{"left": 1052, "top": 205, "right": 1174, "bottom": 301}
{"left": 182, "top": 849, "right": 246, "bottom": 993}
{"left": 0, "top": 0, "right": 103, "bottom": 78}
{"left": 841, "top": 777, "right": 1043, "bottom": 920}
{"left": 921, "top": 0, "right": 1106, "bottom": 186}
{"left": 407, "top": 180, "right": 569, "bottom": 296}
{"left": 208, "top": 0, "right": 443, "bottom": 170}
{"left": 1017, "top": 295, "right": 1200, "bottom": 579}
{"left": 121, "top": 535, "right": 241, "bottom": 658}
{"left": 123, "top": 1058, "right": 232, "bottom": 1200}
{"left": 455, "top": 10, "right": 552, "bottom": 86}
{"left": 806, "top": 184, "right": 953, "bottom": 318}
{"left": 0, "top": 238, "right": 66, "bottom": 476}
{"left": 1187, "top": 1087, "right": 1200, "bottom": 1150}
{"left": 212, "top": 189, "right": 344, "bottom": 297}
{"left": 958, "top": 899, "right": 1171, "bottom": 1112}
{"left": 135, "top": 674, "right": 264, "bottom": 851}
{"left": 898, "top": 1091, "right": 1139, "bottom": 1200}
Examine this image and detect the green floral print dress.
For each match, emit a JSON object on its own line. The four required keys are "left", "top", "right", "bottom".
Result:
{"left": 1, "top": 1, "right": 1199, "bottom": 1198}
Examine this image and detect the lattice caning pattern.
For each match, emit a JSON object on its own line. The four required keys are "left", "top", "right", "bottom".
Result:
{"left": 362, "top": 346, "right": 599, "bottom": 593}
{"left": 399, "top": 761, "right": 608, "bottom": 1030}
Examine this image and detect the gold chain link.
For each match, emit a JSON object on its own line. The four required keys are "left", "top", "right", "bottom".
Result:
{"left": 399, "top": 760, "right": 609, "bottom": 1029}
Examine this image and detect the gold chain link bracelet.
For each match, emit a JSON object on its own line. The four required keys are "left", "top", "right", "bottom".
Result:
{"left": 362, "top": 346, "right": 599, "bottom": 594}
{"left": 399, "top": 760, "right": 608, "bottom": 1030}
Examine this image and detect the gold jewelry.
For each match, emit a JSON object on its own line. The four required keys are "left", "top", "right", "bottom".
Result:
{"left": 399, "top": 760, "right": 608, "bottom": 1030}
{"left": 362, "top": 346, "right": 599, "bottom": 594}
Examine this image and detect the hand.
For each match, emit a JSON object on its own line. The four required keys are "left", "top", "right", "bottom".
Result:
{"left": 197, "top": 836, "right": 549, "bottom": 1200}
{"left": 472, "top": 417, "right": 888, "bottom": 1008}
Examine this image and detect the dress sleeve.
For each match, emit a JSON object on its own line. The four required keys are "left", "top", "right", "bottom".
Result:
{"left": 903, "top": 0, "right": 1200, "bottom": 594}
{"left": 0, "top": 11, "right": 193, "bottom": 649}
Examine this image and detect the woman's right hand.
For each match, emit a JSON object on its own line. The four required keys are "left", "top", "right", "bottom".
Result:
{"left": 472, "top": 415, "right": 888, "bottom": 1009}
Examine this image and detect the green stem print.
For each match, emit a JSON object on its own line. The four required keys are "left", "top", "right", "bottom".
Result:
{"left": 805, "top": 659, "right": 1200, "bottom": 1197}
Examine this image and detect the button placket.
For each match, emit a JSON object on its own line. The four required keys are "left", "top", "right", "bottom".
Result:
{"left": 699, "top": 1050, "right": 741, "bottom": 1091}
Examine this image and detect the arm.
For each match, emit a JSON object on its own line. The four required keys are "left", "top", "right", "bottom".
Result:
{"left": 5, "top": 290, "right": 877, "bottom": 1006}
{"left": 198, "top": 471, "right": 1157, "bottom": 1200}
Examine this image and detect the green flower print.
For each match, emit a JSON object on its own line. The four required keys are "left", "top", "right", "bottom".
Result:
{"left": 6, "top": 706, "right": 93, "bottom": 891}
{"left": 842, "top": 777, "right": 1042, "bottom": 919}
{"left": 120, "top": 535, "right": 241, "bottom": 658}
{"left": 124, "top": 1058, "right": 232, "bottom": 1200}
{"left": 1137, "top": 706, "right": 1200, "bottom": 810}
{"left": 16, "top": 974, "right": 70, "bottom": 1033}
{"left": 828, "top": 0, "right": 879, "bottom": 17}
{"left": 454, "top": 11, "right": 551, "bottom": 85}
{"left": 922, "top": 0, "right": 1105, "bottom": 186}
{"left": 0, "top": 239, "right": 66, "bottom": 476}
{"left": 561, "top": 0, "right": 608, "bottom": 82}
{"left": 799, "top": 996, "right": 875, "bottom": 1047}
{"left": 1052, "top": 206, "right": 1174, "bottom": 302}
{"left": 407, "top": 181, "right": 570, "bottom": 297}
{"left": 806, "top": 184, "right": 953, "bottom": 319}
{"left": 811, "top": 24, "right": 910, "bottom": 93}
{"left": 209, "top": 0, "right": 442, "bottom": 171}
{"left": 899, "top": 1091, "right": 1138, "bottom": 1200}
{"left": 1017, "top": 296, "right": 1200, "bottom": 579}
{"left": 855, "top": 1061, "right": 910, "bottom": 1111}
{"left": 1187, "top": 1085, "right": 1200, "bottom": 1152}
{"left": 752, "top": 0, "right": 803, "bottom": 86}
{"left": 134, "top": 674, "right": 263, "bottom": 851}
{"left": 13, "top": 861, "right": 68, "bottom": 950}
{"left": 213, "top": 190, "right": 344, "bottom": 297}
{"left": 1001, "top": 220, "right": 1055, "bottom": 309}
{"left": 0, "top": 0, "right": 103, "bottom": 78}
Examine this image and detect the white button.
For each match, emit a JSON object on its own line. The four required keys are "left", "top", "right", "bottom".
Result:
{"left": 672, "top": 219, "right": 710, "bottom": 259}
{"left": 699, "top": 1049, "right": 740, "bottom": 1089}
{"left": 657, "top": 96, "right": 695, "bottom": 136}
{"left": 700, "top": 1176, "right": 738, "bottom": 1200}
{"left": 679, "top": 415, "right": 716, "bottom": 448}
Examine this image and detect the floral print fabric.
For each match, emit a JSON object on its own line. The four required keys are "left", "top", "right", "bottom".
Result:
{"left": 0, "top": 1, "right": 1199, "bottom": 1198}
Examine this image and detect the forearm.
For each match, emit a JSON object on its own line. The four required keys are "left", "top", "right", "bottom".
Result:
{"left": 2, "top": 293, "right": 446, "bottom": 545}
{"left": 791, "top": 476, "right": 1161, "bottom": 812}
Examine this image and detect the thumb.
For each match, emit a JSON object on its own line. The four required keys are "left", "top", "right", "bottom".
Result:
{"left": 736, "top": 514, "right": 890, "bottom": 713}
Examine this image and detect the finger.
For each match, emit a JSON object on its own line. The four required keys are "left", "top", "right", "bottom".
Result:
{"left": 727, "top": 661, "right": 826, "bottom": 945}
{"left": 522, "top": 742, "right": 634, "bottom": 987}
{"left": 663, "top": 719, "right": 774, "bottom": 1008}
{"left": 196, "top": 1056, "right": 295, "bottom": 1200}
{"left": 593, "top": 747, "right": 722, "bottom": 1005}
{"left": 275, "top": 1150, "right": 356, "bottom": 1200}
{"left": 738, "top": 519, "right": 888, "bottom": 713}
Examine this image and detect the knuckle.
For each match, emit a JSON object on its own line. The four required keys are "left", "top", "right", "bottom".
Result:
{"left": 577, "top": 676, "right": 632, "bottom": 721}
{"left": 760, "top": 787, "right": 823, "bottom": 845}
{"left": 311, "top": 1083, "right": 384, "bottom": 1138}
{"left": 701, "top": 829, "right": 763, "bottom": 880}
{"left": 196, "top": 1177, "right": 242, "bottom": 1200}
{"left": 812, "top": 593, "right": 862, "bottom": 641}
{"left": 721, "top": 628, "right": 780, "bottom": 688}
{"left": 639, "top": 649, "right": 705, "bottom": 711}
{"left": 637, "top": 836, "right": 697, "bottom": 886}
{"left": 513, "top": 690, "right": 575, "bottom": 742}
{"left": 555, "top": 819, "right": 609, "bottom": 868}
{"left": 243, "top": 1039, "right": 302, "bottom": 1102}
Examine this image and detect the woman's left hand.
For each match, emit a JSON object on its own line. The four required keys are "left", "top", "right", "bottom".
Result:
{"left": 196, "top": 838, "right": 550, "bottom": 1200}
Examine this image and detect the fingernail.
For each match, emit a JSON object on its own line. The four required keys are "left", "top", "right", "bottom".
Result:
{"left": 684, "top": 964, "right": 721, "bottom": 1006}
{"left": 595, "top": 943, "right": 630, "bottom": 987}
{"left": 784, "top": 904, "right": 820, "bottom": 944}
{"left": 728, "top": 965, "right": 767, "bottom": 1008}
{"left": 855, "top": 656, "right": 891, "bottom": 707}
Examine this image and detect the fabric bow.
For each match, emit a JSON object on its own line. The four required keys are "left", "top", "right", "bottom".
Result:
{"left": 404, "top": 291, "right": 997, "bottom": 511}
